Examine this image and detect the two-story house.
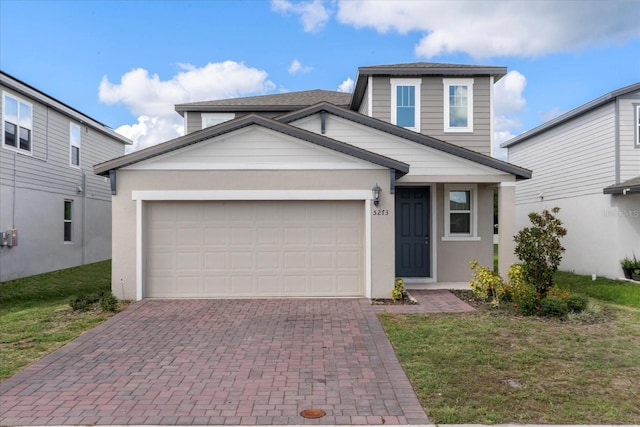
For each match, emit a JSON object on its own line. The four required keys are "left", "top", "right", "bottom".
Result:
{"left": 1, "top": 72, "right": 131, "bottom": 282}
{"left": 94, "top": 62, "right": 531, "bottom": 300}
{"left": 503, "top": 82, "right": 640, "bottom": 280}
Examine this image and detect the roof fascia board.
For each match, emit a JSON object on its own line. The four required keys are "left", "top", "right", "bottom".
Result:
{"left": 1, "top": 71, "right": 132, "bottom": 145}
{"left": 94, "top": 113, "right": 409, "bottom": 177}
{"left": 279, "top": 103, "right": 531, "bottom": 180}
{"left": 502, "top": 82, "right": 640, "bottom": 149}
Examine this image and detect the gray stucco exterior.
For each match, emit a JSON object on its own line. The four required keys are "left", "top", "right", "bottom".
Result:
{"left": 0, "top": 72, "right": 130, "bottom": 282}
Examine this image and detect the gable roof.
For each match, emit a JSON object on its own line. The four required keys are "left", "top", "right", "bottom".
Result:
{"left": 175, "top": 89, "right": 351, "bottom": 116}
{"left": 278, "top": 102, "right": 531, "bottom": 180}
{"left": 350, "top": 62, "right": 507, "bottom": 111}
{"left": 93, "top": 113, "right": 409, "bottom": 177}
{"left": 0, "top": 71, "right": 132, "bottom": 145}
{"left": 502, "top": 82, "right": 640, "bottom": 149}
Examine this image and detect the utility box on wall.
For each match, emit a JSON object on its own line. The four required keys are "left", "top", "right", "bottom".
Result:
{"left": 0, "top": 229, "right": 18, "bottom": 247}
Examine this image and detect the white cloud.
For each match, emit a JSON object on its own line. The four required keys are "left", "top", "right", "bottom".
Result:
{"left": 99, "top": 61, "right": 275, "bottom": 151}
{"left": 271, "top": 0, "right": 333, "bottom": 33}
{"left": 333, "top": 0, "right": 640, "bottom": 58}
{"left": 337, "top": 77, "right": 354, "bottom": 93}
{"left": 492, "top": 71, "right": 527, "bottom": 159}
{"left": 288, "top": 59, "right": 313, "bottom": 74}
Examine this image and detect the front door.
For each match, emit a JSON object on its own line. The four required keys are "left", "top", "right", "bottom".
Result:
{"left": 395, "top": 187, "right": 431, "bottom": 277}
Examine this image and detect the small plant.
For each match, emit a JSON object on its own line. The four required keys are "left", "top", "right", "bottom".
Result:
{"left": 392, "top": 278, "right": 406, "bottom": 301}
{"left": 620, "top": 254, "right": 640, "bottom": 280}
{"left": 566, "top": 294, "right": 588, "bottom": 313}
{"left": 70, "top": 291, "right": 119, "bottom": 312}
{"left": 469, "top": 260, "right": 511, "bottom": 307}
{"left": 539, "top": 296, "right": 569, "bottom": 318}
{"left": 99, "top": 292, "right": 119, "bottom": 312}
{"left": 509, "top": 263, "right": 540, "bottom": 315}
{"left": 514, "top": 207, "right": 567, "bottom": 297}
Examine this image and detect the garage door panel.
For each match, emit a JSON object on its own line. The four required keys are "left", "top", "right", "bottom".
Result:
{"left": 146, "top": 200, "right": 363, "bottom": 298}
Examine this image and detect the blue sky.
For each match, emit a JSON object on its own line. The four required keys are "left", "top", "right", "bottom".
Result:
{"left": 1, "top": 0, "right": 639, "bottom": 157}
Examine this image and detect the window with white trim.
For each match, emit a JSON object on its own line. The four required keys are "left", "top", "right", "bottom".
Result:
{"left": 443, "top": 78, "right": 474, "bottom": 132}
{"left": 202, "top": 113, "right": 235, "bottom": 129}
{"left": 443, "top": 184, "right": 478, "bottom": 240}
{"left": 2, "top": 92, "right": 33, "bottom": 152}
{"left": 64, "top": 200, "right": 73, "bottom": 242}
{"left": 70, "top": 123, "right": 81, "bottom": 167}
{"left": 391, "top": 78, "right": 421, "bottom": 132}
{"left": 635, "top": 105, "right": 640, "bottom": 147}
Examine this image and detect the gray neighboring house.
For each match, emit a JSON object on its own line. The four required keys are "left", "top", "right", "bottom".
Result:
{"left": 1, "top": 71, "right": 131, "bottom": 282}
{"left": 503, "top": 82, "right": 640, "bottom": 280}
{"left": 95, "top": 62, "right": 531, "bottom": 301}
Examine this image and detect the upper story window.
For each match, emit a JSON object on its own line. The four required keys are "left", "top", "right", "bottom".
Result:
{"left": 443, "top": 184, "right": 479, "bottom": 241}
{"left": 2, "top": 92, "right": 33, "bottom": 153}
{"left": 70, "top": 123, "right": 81, "bottom": 167}
{"left": 443, "top": 78, "right": 474, "bottom": 133}
{"left": 635, "top": 105, "right": 640, "bottom": 148}
{"left": 202, "top": 113, "right": 235, "bottom": 129}
{"left": 391, "top": 79, "right": 421, "bottom": 132}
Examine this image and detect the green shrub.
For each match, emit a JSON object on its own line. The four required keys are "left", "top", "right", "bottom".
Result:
{"left": 469, "top": 260, "right": 511, "bottom": 307}
{"left": 69, "top": 293, "right": 98, "bottom": 312}
{"left": 566, "top": 294, "right": 588, "bottom": 313}
{"left": 509, "top": 264, "right": 540, "bottom": 315}
{"left": 99, "top": 292, "right": 119, "bottom": 312}
{"left": 392, "top": 278, "right": 406, "bottom": 301}
{"left": 539, "top": 296, "right": 569, "bottom": 318}
{"left": 70, "top": 291, "right": 119, "bottom": 312}
{"left": 514, "top": 207, "right": 567, "bottom": 297}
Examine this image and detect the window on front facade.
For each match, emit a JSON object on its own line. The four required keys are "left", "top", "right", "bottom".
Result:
{"left": 202, "top": 113, "right": 235, "bottom": 129}
{"left": 636, "top": 105, "right": 640, "bottom": 147}
{"left": 70, "top": 123, "right": 81, "bottom": 167}
{"left": 391, "top": 79, "right": 421, "bottom": 132}
{"left": 443, "top": 79, "right": 473, "bottom": 133}
{"left": 64, "top": 200, "right": 73, "bottom": 242}
{"left": 2, "top": 92, "right": 33, "bottom": 152}
{"left": 444, "top": 184, "right": 478, "bottom": 239}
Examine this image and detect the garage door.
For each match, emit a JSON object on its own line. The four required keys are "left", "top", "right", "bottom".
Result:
{"left": 145, "top": 200, "right": 364, "bottom": 298}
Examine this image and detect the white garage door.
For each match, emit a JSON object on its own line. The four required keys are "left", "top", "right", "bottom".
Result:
{"left": 145, "top": 200, "right": 364, "bottom": 298}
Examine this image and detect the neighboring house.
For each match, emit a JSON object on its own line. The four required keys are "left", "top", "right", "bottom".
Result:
{"left": 0, "top": 72, "right": 131, "bottom": 282}
{"left": 502, "top": 82, "right": 640, "bottom": 280}
{"left": 94, "top": 62, "right": 531, "bottom": 300}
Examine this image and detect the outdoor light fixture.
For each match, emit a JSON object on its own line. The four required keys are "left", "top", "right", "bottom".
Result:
{"left": 372, "top": 183, "right": 382, "bottom": 207}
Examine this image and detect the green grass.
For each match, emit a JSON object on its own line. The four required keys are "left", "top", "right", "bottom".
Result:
{"left": 382, "top": 271, "right": 640, "bottom": 424}
{"left": 555, "top": 271, "right": 640, "bottom": 308}
{"left": 0, "top": 260, "right": 121, "bottom": 380}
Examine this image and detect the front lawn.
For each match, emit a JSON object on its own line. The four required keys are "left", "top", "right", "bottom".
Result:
{"left": 0, "top": 261, "right": 122, "bottom": 380}
{"left": 382, "top": 272, "right": 640, "bottom": 424}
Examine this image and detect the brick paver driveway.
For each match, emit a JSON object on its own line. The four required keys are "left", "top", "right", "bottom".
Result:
{"left": 0, "top": 298, "right": 431, "bottom": 425}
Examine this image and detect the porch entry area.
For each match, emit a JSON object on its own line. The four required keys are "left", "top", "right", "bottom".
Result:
{"left": 395, "top": 186, "right": 431, "bottom": 277}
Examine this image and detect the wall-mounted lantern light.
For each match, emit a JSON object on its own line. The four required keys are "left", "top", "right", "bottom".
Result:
{"left": 372, "top": 183, "right": 381, "bottom": 207}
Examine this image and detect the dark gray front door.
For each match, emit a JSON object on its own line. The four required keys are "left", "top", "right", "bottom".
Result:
{"left": 395, "top": 187, "right": 431, "bottom": 277}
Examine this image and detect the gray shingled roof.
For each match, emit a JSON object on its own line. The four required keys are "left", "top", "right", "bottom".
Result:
{"left": 603, "top": 176, "right": 640, "bottom": 195}
{"left": 351, "top": 62, "right": 507, "bottom": 111}
{"left": 502, "top": 82, "right": 640, "bottom": 149}
{"left": 175, "top": 89, "right": 351, "bottom": 115}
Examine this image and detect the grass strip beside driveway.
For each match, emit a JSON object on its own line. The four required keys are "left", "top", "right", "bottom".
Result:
{"left": 381, "top": 305, "right": 640, "bottom": 424}
{"left": 0, "top": 260, "right": 119, "bottom": 380}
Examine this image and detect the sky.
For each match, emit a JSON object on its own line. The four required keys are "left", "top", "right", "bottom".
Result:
{"left": 1, "top": 0, "right": 639, "bottom": 159}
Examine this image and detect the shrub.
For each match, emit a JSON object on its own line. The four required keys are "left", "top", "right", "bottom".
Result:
{"left": 99, "top": 292, "right": 119, "bottom": 312}
{"left": 508, "top": 263, "right": 540, "bottom": 315}
{"left": 469, "top": 260, "right": 511, "bottom": 307}
{"left": 514, "top": 207, "right": 567, "bottom": 297}
{"left": 70, "top": 291, "right": 119, "bottom": 312}
{"left": 539, "top": 296, "right": 569, "bottom": 318}
{"left": 566, "top": 294, "right": 588, "bottom": 313}
{"left": 392, "top": 278, "right": 406, "bottom": 301}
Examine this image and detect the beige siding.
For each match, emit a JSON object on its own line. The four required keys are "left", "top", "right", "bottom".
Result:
{"left": 368, "top": 76, "right": 492, "bottom": 155}
{"left": 358, "top": 82, "right": 370, "bottom": 115}
{"left": 509, "top": 103, "right": 616, "bottom": 204}
{"left": 617, "top": 91, "right": 640, "bottom": 181}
